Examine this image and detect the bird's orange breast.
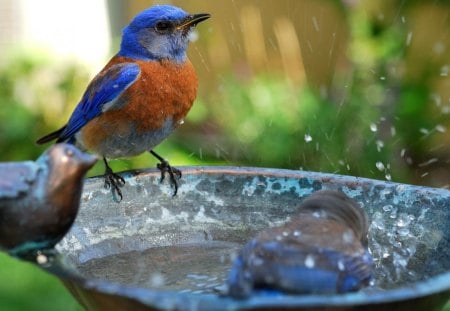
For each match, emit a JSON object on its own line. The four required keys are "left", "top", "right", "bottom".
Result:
{"left": 80, "top": 56, "right": 198, "bottom": 154}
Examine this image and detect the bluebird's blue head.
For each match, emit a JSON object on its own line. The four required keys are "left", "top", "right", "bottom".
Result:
{"left": 119, "top": 5, "right": 210, "bottom": 62}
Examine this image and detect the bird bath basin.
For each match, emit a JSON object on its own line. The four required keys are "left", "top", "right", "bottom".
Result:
{"left": 43, "top": 166, "right": 449, "bottom": 310}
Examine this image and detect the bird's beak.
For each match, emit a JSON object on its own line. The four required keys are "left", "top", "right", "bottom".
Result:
{"left": 79, "top": 153, "right": 98, "bottom": 170}
{"left": 177, "top": 13, "right": 211, "bottom": 30}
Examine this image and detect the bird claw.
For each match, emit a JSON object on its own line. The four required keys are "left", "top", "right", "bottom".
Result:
{"left": 104, "top": 170, "right": 125, "bottom": 201}
{"left": 156, "top": 160, "right": 181, "bottom": 196}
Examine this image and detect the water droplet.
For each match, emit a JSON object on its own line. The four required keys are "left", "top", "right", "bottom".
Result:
{"left": 188, "top": 30, "right": 199, "bottom": 42}
{"left": 435, "top": 124, "right": 446, "bottom": 133}
{"left": 36, "top": 254, "right": 48, "bottom": 265}
{"left": 337, "top": 260, "right": 345, "bottom": 271}
{"left": 342, "top": 230, "right": 354, "bottom": 244}
{"left": 420, "top": 128, "right": 429, "bottom": 135}
{"left": 418, "top": 158, "right": 438, "bottom": 167}
{"left": 251, "top": 256, "right": 264, "bottom": 266}
{"left": 305, "top": 255, "right": 315, "bottom": 268}
{"left": 376, "top": 221, "right": 385, "bottom": 230}
{"left": 312, "top": 16, "right": 319, "bottom": 32}
{"left": 406, "top": 31, "right": 413, "bottom": 46}
{"left": 376, "top": 140, "right": 384, "bottom": 152}
{"left": 396, "top": 213, "right": 411, "bottom": 227}
{"left": 376, "top": 161, "right": 385, "bottom": 171}
{"left": 382, "top": 205, "right": 393, "bottom": 212}
{"left": 149, "top": 272, "right": 165, "bottom": 287}
{"left": 397, "top": 228, "right": 410, "bottom": 236}
{"left": 390, "top": 207, "right": 398, "bottom": 219}
{"left": 400, "top": 149, "right": 406, "bottom": 157}
{"left": 187, "top": 274, "right": 209, "bottom": 280}
{"left": 440, "top": 64, "right": 449, "bottom": 76}
{"left": 390, "top": 126, "right": 396, "bottom": 137}
{"left": 406, "top": 157, "right": 413, "bottom": 165}
{"left": 431, "top": 93, "right": 442, "bottom": 106}
{"left": 393, "top": 252, "right": 408, "bottom": 267}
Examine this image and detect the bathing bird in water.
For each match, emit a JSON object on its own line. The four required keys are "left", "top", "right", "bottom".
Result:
{"left": 227, "top": 190, "right": 373, "bottom": 298}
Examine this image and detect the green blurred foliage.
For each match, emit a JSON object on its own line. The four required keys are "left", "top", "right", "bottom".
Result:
{"left": 0, "top": 253, "right": 82, "bottom": 311}
{"left": 0, "top": 54, "right": 89, "bottom": 161}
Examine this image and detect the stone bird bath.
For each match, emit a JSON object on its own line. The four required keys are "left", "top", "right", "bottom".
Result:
{"left": 39, "top": 166, "right": 449, "bottom": 310}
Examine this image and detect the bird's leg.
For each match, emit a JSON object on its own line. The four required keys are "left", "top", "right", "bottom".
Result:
{"left": 149, "top": 150, "right": 181, "bottom": 196}
{"left": 103, "top": 157, "right": 125, "bottom": 201}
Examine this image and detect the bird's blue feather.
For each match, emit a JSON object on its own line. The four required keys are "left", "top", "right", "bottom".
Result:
{"left": 57, "top": 63, "right": 140, "bottom": 142}
{"left": 118, "top": 5, "right": 190, "bottom": 62}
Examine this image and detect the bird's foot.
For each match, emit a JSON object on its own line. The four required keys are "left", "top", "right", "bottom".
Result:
{"left": 157, "top": 159, "right": 182, "bottom": 196}
{"left": 103, "top": 159, "right": 125, "bottom": 201}
{"left": 149, "top": 150, "right": 181, "bottom": 196}
{"left": 104, "top": 171, "right": 125, "bottom": 201}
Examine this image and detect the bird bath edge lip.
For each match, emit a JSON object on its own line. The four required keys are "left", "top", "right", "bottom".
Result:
{"left": 45, "top": 166, "right": 450, "bottom": 310}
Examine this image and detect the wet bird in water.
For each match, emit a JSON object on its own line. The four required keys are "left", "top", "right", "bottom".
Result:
{"left": 227, "top": 190, "right": 373, "bottom": 298}
{"left": 36, "top": 5, "right": 210, "bottom": 201}
{"left": 0, "top": 144, "right": 96, "bottom": 258}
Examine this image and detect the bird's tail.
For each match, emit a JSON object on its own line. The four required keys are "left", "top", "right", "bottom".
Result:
{"left": 36, "top": 125, "right": 67, "bottom": 144}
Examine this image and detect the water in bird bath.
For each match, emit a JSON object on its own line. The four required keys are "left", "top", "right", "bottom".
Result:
{"left": 77, "top": 241, "right": 240, "bottom": 294}
{"left": 75, "top": 205, "right": 446, "bottom": 295}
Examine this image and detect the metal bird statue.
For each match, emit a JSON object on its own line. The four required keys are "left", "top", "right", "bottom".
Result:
{"left": 0, "top": 144, "right": 96, "bottom": 259}
{"left": 227, "top": 190, "right": 373, "bottom": 298}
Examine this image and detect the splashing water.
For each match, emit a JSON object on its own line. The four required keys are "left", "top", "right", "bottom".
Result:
{"left": 368, "top": 203, "right": 439, "bottom": 289}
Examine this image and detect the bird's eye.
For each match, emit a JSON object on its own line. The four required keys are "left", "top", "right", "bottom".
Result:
{"left": 155, "top": 21, "right": 174, "bottom": 33}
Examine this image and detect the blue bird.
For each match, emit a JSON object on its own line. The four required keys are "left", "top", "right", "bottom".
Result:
{"left": 227, "top": 190, "right": 374, "bottom": 298}
{"left": 36, "top": 5, "right": 210, "bottom": 200}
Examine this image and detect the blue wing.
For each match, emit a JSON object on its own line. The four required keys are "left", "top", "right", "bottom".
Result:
{"left": 57, "top": 62, "right": 141, "bottom": 142}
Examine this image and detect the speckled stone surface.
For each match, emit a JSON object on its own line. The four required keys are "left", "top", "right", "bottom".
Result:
{"left": 49, "top": 166, "right": 449, "bottom": 311}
